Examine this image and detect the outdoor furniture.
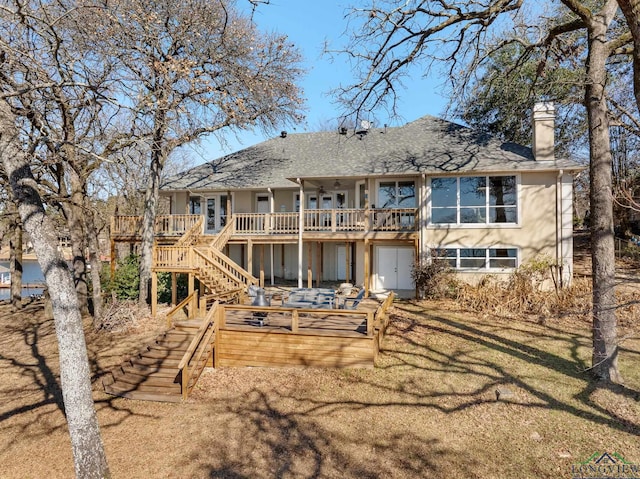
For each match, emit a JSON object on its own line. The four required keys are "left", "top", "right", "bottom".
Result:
{"left": 282, "top": 288, "right": 336, "bottom": 309}
{"left": 339, "top": 288, "right": 365, "bottom": 310}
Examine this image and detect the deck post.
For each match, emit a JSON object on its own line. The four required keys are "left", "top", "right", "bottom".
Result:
{"left": 307, "top": 242, "right": 313, "bottom": 288}
{"left": 345, "top": 242, "right": 350, "bottom": 283}
{"left": 366, "top": 311, "right": 374, "bottom": 336}
{"left": 219, "top": 304, "right": 227, "bottom": 328}
{"left": 316, "top": 241, "right": 322, "bottom": 287}
{"left": 364, "top": 238, "right": 370, "bottom": 297}
{"left": 247, "top": 239, "right": 253, "bottom": 278}
{"left": 260, "top": 244, "right": 265, "bottom": 287}
{"left": 199, "top": 296, "right": 207, "bottom": 316}
{"left": 291, "top": 309, "right": 299, "bottom": 333}
{"left": 297, "top": 179, "right": 304, "bottom": 288}
{"left": 110, "top": 238, "right": 116, "bottom": 280}
{"left": 151, "top": 271, "right": 158, "bottom": 318}
{"left": 188, "top": 273, "right": 194, "bottom": 298}
{"left": 171, "top": 272, "right": 177, "bottom": 306}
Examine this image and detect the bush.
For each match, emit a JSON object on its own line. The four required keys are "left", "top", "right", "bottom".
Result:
{"left": 157, "top": 272, "right": 189, "bottom": 304}
{"left": 104, "top": 254, "right": 140, "bottom": 301}
{"left": 411, "top": 255, "right": 458, "bottom": 299}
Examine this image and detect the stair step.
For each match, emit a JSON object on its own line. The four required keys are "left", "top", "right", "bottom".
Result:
{"left": 111, "top": 368, "right": 180, "bottom": 387}
{"left": 130, "top": 355, "right": 182, "bottom": 368}
{"left": 143, "top": 346, "right": 188, "bottom": 359}
{"left": 155, "top": 338, "right": 193, "bottom": 348}
{"left": 103, "top": 383, "right": 182, "bottom": 403}
{"left": 122, "top": 363, "right": 181, "bottom": 377}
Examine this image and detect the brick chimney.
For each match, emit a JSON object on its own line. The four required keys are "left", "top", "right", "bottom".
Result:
{"left": 532, "top": 102, "right": 555, "bottom": 161}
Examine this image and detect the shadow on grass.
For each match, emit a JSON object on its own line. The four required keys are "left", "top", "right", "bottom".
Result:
{"left": 378, "top": 303, "right": 640, "bottom": 434}
{"left": 182, "top": 389, "right": 476, "bottom": 479}
{"left": 0, "top": 302, "right": 67, "bottom": 454}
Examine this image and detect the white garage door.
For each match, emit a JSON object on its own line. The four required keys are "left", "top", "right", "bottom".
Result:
{"left": 375, "top": 246, "right": 414, "bottom": 290}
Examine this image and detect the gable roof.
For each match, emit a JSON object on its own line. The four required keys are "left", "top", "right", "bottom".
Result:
{"left": 162, "top": 115, "right": 583, "bottom": 191}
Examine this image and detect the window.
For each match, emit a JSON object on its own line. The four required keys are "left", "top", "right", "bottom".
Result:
{"left": 434, "top": 247, "right": 518, "bottom": 270}
{"left": 431, "top": 175, "right": 517, "bottom": 225}
{"left": 377, "top": 180, "right": 416, "bottom": 208}
{"left": 189, "top": 196, "right": 202, "bottom": 215}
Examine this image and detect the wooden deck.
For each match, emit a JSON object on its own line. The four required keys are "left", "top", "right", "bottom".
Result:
{"left": 215, "top": 298, "right": 389, "bottom": 368}
{"left": 103, "top": 296, "right": 394, "bottom": 402}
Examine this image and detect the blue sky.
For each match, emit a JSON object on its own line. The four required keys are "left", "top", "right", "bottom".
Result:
{"left": 191, "top": 0, "right": 449, "bottom": 164}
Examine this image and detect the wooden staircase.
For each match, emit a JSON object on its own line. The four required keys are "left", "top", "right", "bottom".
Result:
{"left": 103, "top": 320, "right": 204, "bottom": 403}
{"left": 154, "top": 219, "right": 259, "bottom": 302}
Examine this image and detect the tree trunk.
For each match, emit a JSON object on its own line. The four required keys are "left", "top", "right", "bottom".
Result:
{"left": 8, "top": 201, "right": 23, "bottom": 310}
{"left": 617, "top": 0, "right": 640, "bottom": 113}
{"left": 63, "top": 170, "right": 90, "bottom": 315}
{"left": 585, "top": 5, "right": 623, "bottom": 383}
{"left": 0, "top": 100, "right": 111, "bottom": 478}
{"left": 85, "top": 202, "right": 104, "bottom": 326}
{"left": 138, "top": 116, "right": 167, "bottom": 306}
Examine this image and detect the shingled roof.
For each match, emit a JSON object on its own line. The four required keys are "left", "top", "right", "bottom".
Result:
{"left": 161, "top": 115, "right": 582, "bottom": 191}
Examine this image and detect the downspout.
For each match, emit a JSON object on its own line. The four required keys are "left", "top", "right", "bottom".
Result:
{"left": 296, "top": 178, "right": 304, "bottom": 288}
{"left": 556, "top": 169, "right": 564, "bottom": 289}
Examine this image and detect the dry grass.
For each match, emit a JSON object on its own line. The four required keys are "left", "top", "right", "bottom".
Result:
{"left": 0, "top": 295, "right": 639, "bottom": 479}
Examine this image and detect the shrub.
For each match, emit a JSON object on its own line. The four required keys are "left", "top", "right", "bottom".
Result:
{"left": 105, "top": 254, "right": 140, "bottom": 301}
{"left": 411, "top": 255, "right": 458, "bottom": 299}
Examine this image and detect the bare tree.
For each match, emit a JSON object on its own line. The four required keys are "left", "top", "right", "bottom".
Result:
{"left": 0, "top": 0, "right": 119, "bottom": 319}
{"left": 0, "top": 99, "right": 110, "bottom": 478}
{"left": 334, "top": 0, "right": 632, "bottom": 383}
{"left": 89, "top": 0, "right": 305, "bottom": 304}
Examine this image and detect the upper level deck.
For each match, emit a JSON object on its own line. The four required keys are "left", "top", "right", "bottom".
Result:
{"left": 111, "top": 208, "right": 418, "bottom": 243}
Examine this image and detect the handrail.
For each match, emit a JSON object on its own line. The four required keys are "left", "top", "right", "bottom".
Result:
{"left": 373, "top": 292, "right": 395, "bottom": 331}
{"left": 165, "top": 290, "right": 199, "bottom": 328}
{"left": 175, "top": 216, "right": 203, "bottom": 247}
{"left": 178, "top": 301, "right": 219, "bottom": 400}
{"left": 194, "top": 246, "right": 259, "bottom": 288}
{"left": 210, "top": 220, "right": 235, "bottom": 251}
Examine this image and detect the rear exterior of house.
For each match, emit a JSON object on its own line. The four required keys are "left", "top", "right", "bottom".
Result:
{"left": 111, "top": 103, "right": 582, "bottom": 300}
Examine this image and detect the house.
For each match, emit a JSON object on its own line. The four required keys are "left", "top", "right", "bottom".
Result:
{"left": 104, "top": 102, "right": 586, "bottom": 399}
{"left": 111, "top": 102, "right": 582, "bottom": 310}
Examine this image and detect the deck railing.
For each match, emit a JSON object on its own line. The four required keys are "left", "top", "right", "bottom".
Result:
{"left": 178, "top": 301, "right": 220, "bottom": 400}
{"left": 165, "top": 290, "right": 199, "bottom": 328}
{"left": 154, "top": 246, "right": 192, "bottom": 270}
{"left": 370, "top": 208, "right": 416, "bottom": 231}
{"left": 210, "top": 220, "right": 235, "bottom": 251}
{"left": 113, "top": 208, "right": 417, "bottom": 238}
{"left": 111, "top": 215, "right": 143, "bottom": 237}
{"left": 219, "top": 304, "right": 375, "bottom": 336}
{"left": 175, "top": 217, "right": 204, "bottom": 247}
{"left": 155, "top": 214, "right": 202, "bottom": 236}
{"left": 232, "top": 208, "right": 416, "bottom": 235}
{"left": 111, "top": 214, "right": 201, "bottom": 237}
{"left": 194, "top": 247, "right": 259, "bottom": 289}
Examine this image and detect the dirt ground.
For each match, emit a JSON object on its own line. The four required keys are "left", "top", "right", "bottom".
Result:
{"left": 0, "top": 243, "right": 638, "bottom": 479}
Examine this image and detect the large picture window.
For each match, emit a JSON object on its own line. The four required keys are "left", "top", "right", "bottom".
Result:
{"left": 431, "top": 175, "right": 517, "bottom": 225}
{"left": 377, "top": 180, "right": 416, "bottom": 208}
{"left": 434, "top": 247, "right": 518, "bottom": 270}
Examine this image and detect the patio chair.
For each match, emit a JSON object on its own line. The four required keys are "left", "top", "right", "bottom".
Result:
{"left": 339, "top": 288, "right": 365, "bottom": 310}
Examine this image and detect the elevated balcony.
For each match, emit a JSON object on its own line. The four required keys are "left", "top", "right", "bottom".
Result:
{"left": 110, "top": 208, "right": 418, "bottom": 242}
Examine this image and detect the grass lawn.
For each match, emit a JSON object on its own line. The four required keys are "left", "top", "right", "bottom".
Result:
{"left": 0, "top": 299, "right": 638, "bottom": 478}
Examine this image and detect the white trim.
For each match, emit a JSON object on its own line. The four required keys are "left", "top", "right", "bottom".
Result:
{"left": 430, "top": 245, "right": 520, "bottom": 272}
{"left": 374, "top": 178, "right": 417, "bottom": 209}
{"left": 427, "top": 174, "right": 521, "bottom": 226}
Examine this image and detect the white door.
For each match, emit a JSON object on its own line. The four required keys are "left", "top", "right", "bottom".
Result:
{"left": 337, "top": 245, "right": 346, "bottom": 281}
{"left": 376, "top": 246, "right": 414, "bottom": 290}
{"left": 205, "top": 194, "right": 229, "bottom": 234}
{"left": 256, "top": 194, "right": 269, "bottom": 232}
